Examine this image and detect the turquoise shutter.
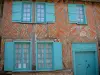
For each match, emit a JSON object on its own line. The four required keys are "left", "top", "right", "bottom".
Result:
{"left": 46, "top": 3, "right": 55, "bottom": 23}
{"left": 68, "top": 4, "right": 77, "bottom": 23}
{"left": 53, "top": 42, "right": 63, "bottom": 70}
{"left": 84, "top": 6, "right": 87, "bottom": 24}
{"left": 4, "top": 42, "right": 14, "bottom": 71}
{"left": 12, "top": 2, "right": 22, "bottom": 22}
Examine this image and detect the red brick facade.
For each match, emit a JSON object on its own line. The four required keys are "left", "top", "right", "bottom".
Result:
{"left": 0, "top": 0, "right": 100, "bottom": 75}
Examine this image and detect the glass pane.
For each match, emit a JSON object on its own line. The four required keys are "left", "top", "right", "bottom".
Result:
{"left": 46, "top": 44, "right": 52, "bottom": 48}
{"left": 15, "top": 44, "right": 21, "bottom": 48}
{"left": 78, "top": 19, "right": 81, "bottom": 22}
{"left": 27, "top": 4, "right": 30, "bottom": 8}
{"left": 23, "top": 44, "right": 29, "bottom": 48}
{"left": 80, "top": 11, "right": 83, "bottom": 14}
{"left": 41, "top": 14, "right": 44, "bottom": 18}
{"left": 37, "top": 13, "right": 40, "bottom": 17}
{"left": 24, "top": 9, "right": 27, "bottom": 12}
{"left": 24, "top": 4, "right": 27, "bottom": 8}
{"left": 23, "top": 17, "right": 27, "bottom": 21}
{"left": 46, "top": 63, "right": 52, "bottom": 68}
{"left": 27, "top": 13, "right": 30, "bottom": 17}
{"left": 24, "top": 49, "right": 28, "bottom": 53}
{"left": 41, "top": 5, "right": 44, "bottom": 8}
{"left": 27, "top": 9, "right": 30, "bottom": 12}
{"left": 46, "top": 59, "right": 52, "bottom": 63}
{"left": 24, "top": 60, "right": 29, "bottom": 63}
{"left": 38, "top": 54, "right": 44, "bottom": 58}
{"left": 16, "top": 63, "right": 18, "bottom": 68}
{"left": 23, "top": 13, "right": 27, "bottom": 17}
{"left": 41, "top": 9, "right": 44, "bottom": 13}
{"left": 80, "top": 7, "right": 83, "bottom": 10}
{"left": 46, "top": 54, "right": 52, "bottom": 58}
{"left": 37, "top": 9, "right": 41, "bottom": 13}
{"left": 38, "top": 59, "right": 44, "bottom": 63}
{"left": 23, "top": 63, "right": 26, "bottom": 68}
{"left": 81, "top": 19, "right": 84, "bottom": 22}
{"left": 37, "top": 18, "right": 41, "bottom": 21}
{"left": 38, "top": 64, "right": 44, "bottom": 68}
{"left": 37, "top": 5, "right": 41, "bottom": 8}
{"left": 41, "top": 18, "right": 44, "bottom": 22}
{"left": 27, "top": 18, "right": 30, "bottom": 21}
{"left": 18, "top": 64, "right": 21, "bottom": 68}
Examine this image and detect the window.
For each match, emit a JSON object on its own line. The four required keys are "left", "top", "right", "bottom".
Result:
{"left": 77, "top": 5, "right": 85, "bottom": 24}
{"left": 12, "top": 1, "right": 55, "bottom": 23}
{"left": 4, "top": 41, "right": 62, "bottom": 71}
{"left": 37, "top": 43, "right": 53, "bottom": 70}
{"left": 14, "top": 43, "right": 31, "bottom": 70}
{"left": 22, "top": 3, "right": 31, "bottom": 22}
{"left": 68, "top": 4, "right": 87, "bottom": 24}
{"left": 36, "top": 3, "right": 45, "bottom": 23}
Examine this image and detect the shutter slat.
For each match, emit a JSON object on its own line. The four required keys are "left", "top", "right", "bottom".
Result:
{"left": 46, "top": 3, "right": 55, "bottom": 23}
{"left": 4, "top": 42, "right": 14, "bottom": 71}
{"left": 53, "top": 42, "right": 63, "bottom": 70}
{"left": 12, "top": 2, "right": 22, "bottom": 22}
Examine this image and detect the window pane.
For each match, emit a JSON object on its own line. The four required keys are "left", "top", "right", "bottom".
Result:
{"left": 81, "top": 19, "right": 84, "bottom": 22}
{"left": 24, "top": 4, "right": 27, "bottom": 8}
{"left": 37, "top": 5, "right": 41, "bottom": 8}
{"left": 80, "top": 11, "right": 83, "bottom": 14}
{"left": 23, "top": 13, "right": 27, "bottom": 17}
{"left": 37, "top": 13, "right": 41, "bottom": 17}
{"left": 27, "top": 4, "right": 31, "bottom": 8}
{"left": 41, "top": 14, "right": 44, "bottom": 18}
{"left": 27, "top": 9, "right": 30, "bottom": 12}
{"left": 37, "top": 9, "right": 41, "bottom": 13}
{"left": 27, "top": 13, "right": 30, "bottom": 17}
{"left": 41, "top": 18, "right": 44, "bottom": 22}
{"left": 37, "top": 18, "right": 41, "bottom": 21}
{"left": 41, "top": 9, "right": 44, "bottom": 13}
{"left": 41, "top": 5, "right": 44, "bottom": 8}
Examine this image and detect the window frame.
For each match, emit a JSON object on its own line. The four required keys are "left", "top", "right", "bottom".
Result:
{"left": 76, "top": 4, "right": 87, "bottom": 24}
{"left": 21, "top": 2, "right": 32, "bottom": 23}
{"left": 36, "top": 41, "right": 54, "bottom": 71}
{"left": 68, "top": 4, "right": 87, "bottom": 25}
{"left": 35, "top": 2, "right": 46, "bottom": 24}
{"left": 13, "top": 41, "right": 32, "bottom": 72}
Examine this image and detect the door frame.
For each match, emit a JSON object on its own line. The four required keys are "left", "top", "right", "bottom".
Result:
{"left": 72, "top": 43, "right": 99, "bottom": 75}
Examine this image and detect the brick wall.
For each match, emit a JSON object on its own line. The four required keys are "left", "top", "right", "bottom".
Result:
{"left": 1, "top": 0, "right": 100, "bottom": 74}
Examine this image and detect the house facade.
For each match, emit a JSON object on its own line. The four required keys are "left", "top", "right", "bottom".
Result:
{"left": 0, "top": 0, "right": 100, "bottom": 75}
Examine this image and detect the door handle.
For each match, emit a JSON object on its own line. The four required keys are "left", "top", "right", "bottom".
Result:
{"left": 87, "top": 64, "right": 90, "bottom": 68}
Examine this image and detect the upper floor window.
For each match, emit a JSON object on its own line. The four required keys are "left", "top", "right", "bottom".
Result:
{"left": 68, "top": 4, "right": 87, "bottom": 25}
{"left": 22, "top": 3, "right": 31, "bottom": 22}
{"left": 36, "top": 3, "right": 45, "bottom": 23}
{"left": 12, "top": 1, "right": 55, "bottom": 24}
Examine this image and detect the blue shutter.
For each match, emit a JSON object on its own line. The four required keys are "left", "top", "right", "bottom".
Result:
{"left": 4, "top": 42, "right": 14, "bottom": 71}
{"left": 53, "top": 42, "right": 63, "bottom": 70}
{"left": 46, "top": 3, "right": 55, "bottom": 23}
{"left": 68, "top": 4, "right": 78, "bottom": 23}
{"left": 84, "top": 5, "right": 87, "bottom": 24}
{"left": 12, "top": 2, "right": 22, "bottom": 22}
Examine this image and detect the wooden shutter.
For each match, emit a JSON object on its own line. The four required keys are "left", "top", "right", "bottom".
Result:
{"left": 68, "top": 4, "right": 78, "bottom": 23}
{"left": 4, "top": 42, "right": 14, "bottom": 71}
{"left": 12, "top": 2, "right": 22, "bottom": 22}
{"left": 46, "top": 3, "right": 55, "bottom": 23}
{"left": 83, "top": 5, "right": 87, "bottom": 24}
{"left": 53, "top": 42, "right": 63, "bottom": 70}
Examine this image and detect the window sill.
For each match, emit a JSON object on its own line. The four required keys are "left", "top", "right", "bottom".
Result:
{"left": 4, "top": 69, "right": 73, "bottom": 73}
